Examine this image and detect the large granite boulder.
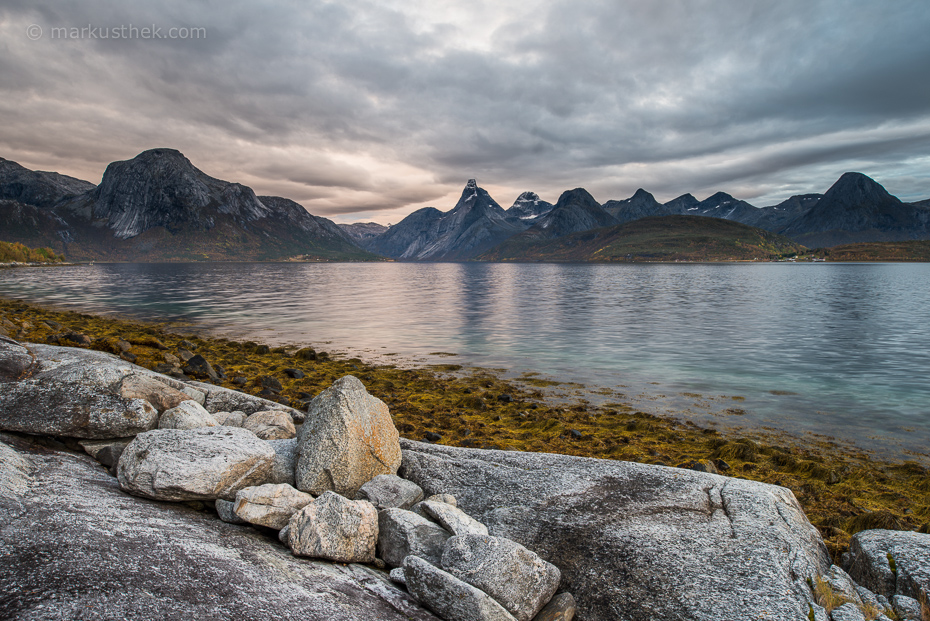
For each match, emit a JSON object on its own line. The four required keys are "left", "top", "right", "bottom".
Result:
{"left": 234, "top": 483, "right": 313, "bottom": 530}
{"left": 378, "top": 508, "right": 451, "bottom": 568}
{"left": 117, "top": 426, "right": 276, "bottom": 501}
{"left": 441, "top": 534, "right": 560, "bottom": 621}
{"left": 288, "top": 491, "right": 379, "bottom": 563}
{"left": 296, "top": 375, "right": 401, "bottom": 497}
{"left": 0, "top": 433, "right": 439, "bottom": 620}
{"left": 399, "top": 440, "right": 831, "bottom": 621}
{"left": 403, "top": 555, "right": 517, "bottom": 621}
{"left": 845, "top": 530, "right": 930, "bottom": 600}
{"left": 0, "top": 339, "right": 159, "bottom": 438}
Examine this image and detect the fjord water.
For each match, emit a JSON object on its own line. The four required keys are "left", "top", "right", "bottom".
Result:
{"left": 2, "top": 262, "right": 928, "bottom": 458}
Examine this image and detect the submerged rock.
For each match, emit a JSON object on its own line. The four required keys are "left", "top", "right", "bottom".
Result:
{"left": 296, "top": 375, "right": 401, "bottom": 497}
{"left": 0, "top": 339, "right": 158, "bottom": 438}
{"left": 400, "top": 439, "right": 830, "bottom": 621}
{"left": 117, "top": 426, "right": 275, "bottom": 501}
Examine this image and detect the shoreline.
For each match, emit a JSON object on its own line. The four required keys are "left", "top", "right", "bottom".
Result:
{"left": 1, "top": 295, "right": 928, "bottom": 560}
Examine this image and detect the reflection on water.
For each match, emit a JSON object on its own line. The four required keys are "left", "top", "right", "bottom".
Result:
{"left": 2, "top": 261, "right": 928, "bottom": 458}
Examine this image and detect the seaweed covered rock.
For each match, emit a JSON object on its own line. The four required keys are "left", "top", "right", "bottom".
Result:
{"left": 400, "top": 439, "right": 831, "bottom": 621}
{"left": 0, "top": 339, "right": 158, "bottom": 438}
{"left": 117, "top": 426, "right": 276, "bottom": 501}
{"left": 296, "top": 375, "right": 401, "bottom": 497}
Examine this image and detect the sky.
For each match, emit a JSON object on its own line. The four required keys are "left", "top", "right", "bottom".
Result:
{"left": 1, "top": 0, "right": 929, "bottom": 225}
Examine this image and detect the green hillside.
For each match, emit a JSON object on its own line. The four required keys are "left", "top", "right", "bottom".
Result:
{"left": 478, "top": 215, "right": 806, "bottom": 262}
{"left": 0, "top": 241, "right": 64, "bottom": 264}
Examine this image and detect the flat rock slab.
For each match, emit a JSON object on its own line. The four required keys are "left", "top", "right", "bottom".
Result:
{"left": 234, "top": 483, "right": 313, "bottom": 530}
{"left": 845, "top": 530, "right": 930, "bottom": 599}
{"left": 356, "top": 474, "right": 424, "bottom": 510}
{"left": 399, "top": 439, "right": 830, "bottom": 621}
{"left": 117, "top": 426, "right": 276, "bottom": 501}
{"left": 0, "top": 340, "right": 159, "bottom": 439}
{"left": 296, "top": 375, "right": 401, "bottom": 497}
{"left": 288, "top": 491, "right": 379, "bottom": 563}
{"left": 403, "top": 555, "right": 518, "bottom": 621}
{"left": 441, "top": 534, "right": 560, "bottom": 621}
{"left": 0, "top": 434, "right": 439, "bottom": 621}
{"left": 378, "top": 508, "right": 451, "bottom": 568}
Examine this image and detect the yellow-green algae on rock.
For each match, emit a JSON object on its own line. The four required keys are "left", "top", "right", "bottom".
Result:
{"left": 1, "top": 296, "right": 928, "bottom": 561}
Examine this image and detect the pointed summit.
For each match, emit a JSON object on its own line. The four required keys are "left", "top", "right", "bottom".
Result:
{"left": 507, "top": 191, "right": 554, "bottom": 220}
{"left": 603, "top": 188, "right": 663, "bottom": 223}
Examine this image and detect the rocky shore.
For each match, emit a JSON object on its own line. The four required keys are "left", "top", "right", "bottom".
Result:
{"left": 2, "top": 329, "right": 929, "bottom": 620}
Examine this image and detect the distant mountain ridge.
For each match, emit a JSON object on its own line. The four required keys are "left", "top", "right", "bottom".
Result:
{"left": 0, "top": 149, "right": 374, "bottom": 261}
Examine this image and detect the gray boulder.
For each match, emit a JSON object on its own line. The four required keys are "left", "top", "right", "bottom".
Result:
{"left": 0, "top": 433, "right": 439, "bottom": 620}
{"left": 389, "top": 567, "right": 407, "bottom": 585}
{"left": 399, "top": 439, "right": 830, "bottom": 621}
{"left": 213, "top": 410, "right": 247, "bottom": 427}
{"left": 117, "top": 426, "right": 275, "bottom": 501}
{"left": 420, "top": 499, "right": 488, "bottom": 536}
{"left": 243, "top": 410, "right": 296, "bottom": 440}
{"left": 891, "top": 594, "right": 922, "bottom": 621}
{"left": 215, "top": 498, "right": 248, "bottom": 524}
{"left": 403, "top": 555, "right": 518, "bottom": 621}
{"left": 234, "top": 483, "right": 313, "bottom": 530}
{"left": 356, "top": 474, "right": 424, "bottom": 510}
{"left": 185, "top": 380, "right": 303, "bottom": 422}
{"left": 296, "top": 375, "right": 401, "bottom": 497}
{"left": 441, "top": 534, "right": 560, "bottom": 621}
{"left": 531, "top": 592, "right": 576, "bottom": 621}
{"left": 378, "top": 508, "right": 451, "bottom": 568}
{"left": 119, "top": 374, "right": 193, "bottom": 413}
{"left": 830, "top": 603, "right": 866, "bottom": 621}
{"left": 824, "top": 564, "right": 864, "bottom": 607}
{"left": 79, "top": 438, "right": 132, "bottom": 475}
{"left": 845, "top": 530, "right": 930, "bottom": 600}
{"left": 288, "top": 491, "right": 379, "bottom": 563}
{"left": 158, "top": 400, "right": 218, "bottom": 430}
{"left": 809, "top": 604, "right": 829, "bottom": 621}
{"left": 0, "top": 340, "right": 159, "bottom": 438}
{"left": 267, "top": 438, "right": 297, "bottom": 486}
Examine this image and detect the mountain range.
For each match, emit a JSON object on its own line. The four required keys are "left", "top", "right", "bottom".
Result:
{"left": 2, "top": 149, "right": 928, "bottom": 262}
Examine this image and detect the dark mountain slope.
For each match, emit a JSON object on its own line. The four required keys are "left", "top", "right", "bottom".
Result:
{"left": 742, "top": 194, "right": 822, "bottom": 231}
{"left": 338, "top": 222, "right": 389, "bottom": 247}
{"left": 780, "top": 172, "right": 930, "bottom": 247}
{"left": 478, "top": 215, "right": 804, "bottom": 262}
{"left": 602, "top": 189, "right": 665, "bottom": 224}
{"left": 506, "top": 191, "right": 554, "bottom": 221}
{"left": 0, "top": 157, "right": 95, "bottom": 208}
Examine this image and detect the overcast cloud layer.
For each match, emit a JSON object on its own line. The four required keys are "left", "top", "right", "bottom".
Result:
{"left": 1, "top": 0, "right": 929, "bottom": 223}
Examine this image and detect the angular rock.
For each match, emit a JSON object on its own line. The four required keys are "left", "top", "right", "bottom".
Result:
{"left": 183, "top": 354, "right": 218, "bottom": 381}
{"left": 830, "top": 603, "right": 866, "bottom": 621}
{"left": 403, "top": 555, "right": 518, "bottom": 621}
{"left": 296, "top": 375, "right": 401, "bottom": 497}
{"left": 119, "top": 374, "right": 192, "bottom": 413}
{"left": 213, "top": 410, "right": 247, "bottom": 427}
{"left": 420, "top": 500, "right": 488, "bottom": 536}
{"left": 243, "top": 410, "right": 296, "bottom": 440}
{"left": 0, "top": 435, "right": 440, "bottom": 620}
{"left": 846, "top": 530, "right": 930, "bottom": 599}
{"left": 809, "top": 604, "right": 829, "bottom": 621}
{"left": 288, "top": 491, "right": 379, "bottom": 563}
{"left": 378, "top": 508, "right": 451, "bottom": 568}
{"left": 181, "top": 385, "right": 206, "bottom": 405}
{"left": 158, "top": 400, "right": 218, "bottom": 430}
{"left": 891, "top": 594, "right": 922, "bottom": 621}
{"left": 0, "top": 340, "right": 159, "bottom": 438}
{"left": 531, "top": 592, "right": 576, "bottom": 621}
{"left": 216, "top": 498, "right": 248, "bottom": 524}
{"left": 278, "top": 523, "right": 290, "bottom": 543}
{"left": 389, "top": 567, "right": 407, "bottom": 586}
{"left": 79, "top": 438, "right": 132, "bottom": 473}
{"left": 399, "top": 439, "right": 831, "bottom": 621}
{"left": 117, "top": 426, "right": 275, "bottom": 501}
{"left": 441, "top": 534, "right": 560, "bottom": 621}
{"left": 356, "top": 474, "right": 424, "bottom": 510}
{"left": 234, "top": 483, "right": 313, "bottom": 530}
{"left": 0, "top": 336, "right": 34, "bottom": 381}
{"left": 426, "top": 493, "right": 457, "bottom": 507}
{"left": 267, "top": 438, "right": 297, "bottom": 487}
{"left": 824, "top": 565, "right": 864, "bottom": 607}
{"left": 185, "top": 380, "right": 303, "bottom": 422}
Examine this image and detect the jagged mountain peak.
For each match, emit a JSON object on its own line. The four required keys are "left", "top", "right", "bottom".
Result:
{"left": 507, "top": 191, "right": 554, "bottom": 220}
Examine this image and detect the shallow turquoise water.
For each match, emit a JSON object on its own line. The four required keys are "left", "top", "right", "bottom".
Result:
{"left": 2, "top": 262, "right": 928, "bottom": 458}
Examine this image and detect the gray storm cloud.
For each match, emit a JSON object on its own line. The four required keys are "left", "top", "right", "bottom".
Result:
{"left": 0, "top": 0, "right": 928, "bottom": 222}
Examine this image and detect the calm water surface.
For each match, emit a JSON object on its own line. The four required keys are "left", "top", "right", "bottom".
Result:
{"left": 1, "top": 262, "right": 928, "bottom": 459}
